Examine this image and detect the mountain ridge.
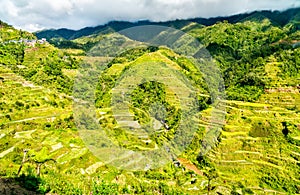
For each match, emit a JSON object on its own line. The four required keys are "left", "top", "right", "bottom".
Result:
{"left": 35, "top": 7, "right": 300, "bottom": 40}
{"left": 1, "top": 7, "right": 300, "bottom": 194}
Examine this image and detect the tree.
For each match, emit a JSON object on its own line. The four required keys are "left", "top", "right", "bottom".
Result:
{"left": 17, "top": 147, "right": 55, "bottom": 176}
{"left": 203, "top": 167, "right": 219, "bottom": 195}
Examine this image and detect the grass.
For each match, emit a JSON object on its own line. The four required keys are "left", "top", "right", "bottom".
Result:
{"left": 204, "top": 91, "right": 300, "bottom": 193}
{"left": 1, "top": 25, "right": 300, "bottom": 193}
{"left": 0, "top": 63, "right": 210, "bottom": 194}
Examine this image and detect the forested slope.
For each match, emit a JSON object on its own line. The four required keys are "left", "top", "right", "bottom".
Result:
{"left": 0, "top": 7, "right": 300, "bottom": 194}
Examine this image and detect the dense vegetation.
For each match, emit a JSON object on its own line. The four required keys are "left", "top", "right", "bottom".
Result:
{"left": 0, "top": 7, "right": 300, "bottom": 194}
{"left": 0, "top": 23, "right": 81, "bottom": 94}
{"left": 188, "top": 19, "right": 300, "bottom": 101}
{"left": 35, "top": 8, "right": 300, "bottom": 102}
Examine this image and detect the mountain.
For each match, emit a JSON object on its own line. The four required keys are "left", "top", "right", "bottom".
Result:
{"left": 35, "top": 7, "right": 300, "bottom": 40}
{"left": 35, "top": 20, "right": 193, "bottom": 41}
{"left": 1, "top": 8, "right": 300, "bottom": 194}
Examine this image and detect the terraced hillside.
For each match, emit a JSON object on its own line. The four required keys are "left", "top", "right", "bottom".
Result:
{"left": 210, "top": 97, "right": 300, "bottom": 193}
{"left": 0, "top": 65, "right": 91, "bottom": 191}
{"left": 1, "top": 62, "right": 299, "bottom": 194}
{"left": 1, "top": 8, "right": 300, "bottom": 194}
{"left": 0, "top": 54, "right": 219, "bottom": 194}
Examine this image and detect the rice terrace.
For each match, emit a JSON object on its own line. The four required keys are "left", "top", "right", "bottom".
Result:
{"left": 0, "top": 1, "right": 300, "bottom": 194}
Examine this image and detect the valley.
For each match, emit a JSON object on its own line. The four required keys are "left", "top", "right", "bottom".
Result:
{"left": 0, "top": 7, "right": 300, "bottom": 195}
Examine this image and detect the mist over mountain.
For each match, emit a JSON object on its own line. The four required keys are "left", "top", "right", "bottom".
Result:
{"left": 0, "top": 5, "right": 300, "bottom": 195}
{"left": 35, "top": 7, "right": 300, "bottom": 40}
{"left": 1, "top": 0, "right": 299, "bottom": 31}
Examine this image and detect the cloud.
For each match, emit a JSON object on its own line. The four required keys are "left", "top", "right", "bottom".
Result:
{"left": 0, "top": 0, "right": 299, "bottom": 32}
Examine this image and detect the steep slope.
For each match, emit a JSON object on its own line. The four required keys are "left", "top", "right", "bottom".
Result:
{"left": 1, "top": 62, "right": 299, "bottom": 194}
{"left": 1, "top": 12, "right": 300, "bottom": 194}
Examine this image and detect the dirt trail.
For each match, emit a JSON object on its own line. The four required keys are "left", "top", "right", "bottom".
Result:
{"left": 5, "top": 115, "right": 58, "bottom": 124}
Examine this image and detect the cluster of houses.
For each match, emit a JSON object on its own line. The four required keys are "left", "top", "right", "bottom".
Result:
{"left": 6, "top": 38, "right": 47, "bottom": 47}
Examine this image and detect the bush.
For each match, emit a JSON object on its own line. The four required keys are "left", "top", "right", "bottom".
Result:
{"left": 249, "top": 120, "right": 272, "bottom": 137}
{"left": 17, "top": 174, "right": 50, "bottom": 193}
{"left": 91, "top": 181, "right": 118, "bottom": 195}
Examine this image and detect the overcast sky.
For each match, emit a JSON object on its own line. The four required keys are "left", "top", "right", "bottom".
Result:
{"left": 0, "top": 0, "right": 299, "bottom": 32}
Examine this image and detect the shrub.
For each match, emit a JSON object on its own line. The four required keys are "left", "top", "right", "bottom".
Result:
{"left": 249, "top": 120, "right": 272, "bottom": 137}
{"left": 91, "top": 181, "right": 118, "bottom": 195}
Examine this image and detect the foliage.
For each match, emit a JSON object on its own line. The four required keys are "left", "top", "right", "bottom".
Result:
{"left": 1, "top": 9, "right": 300, "bottom": 195}
{"left": 259, "top": 168, "right": 299, "bottom": 194}
{"left": 186, "top": 16, "right": 297, "bottom": 101}
{"left": 91, "top": 180, "right": 118, "bottom": 195}
{"left": 17, "top": 173, "right": 44, "bottom": 192}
